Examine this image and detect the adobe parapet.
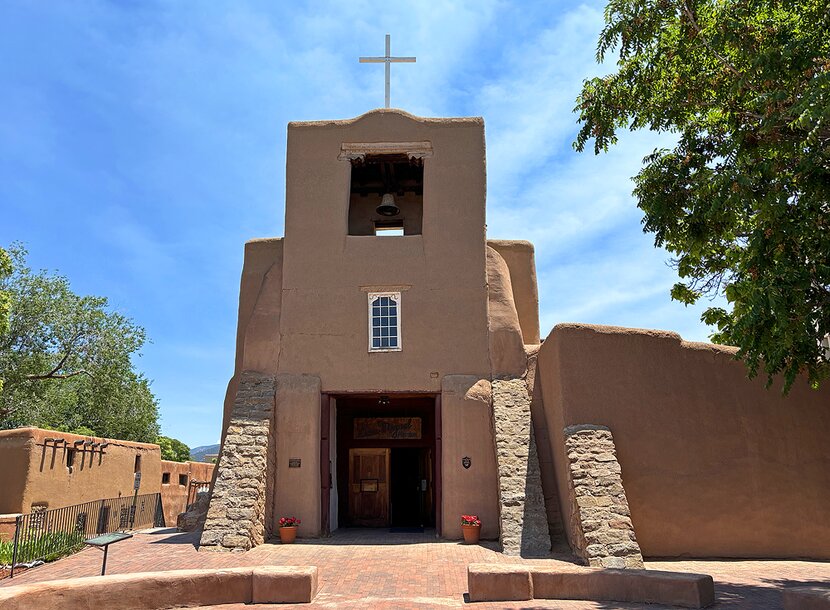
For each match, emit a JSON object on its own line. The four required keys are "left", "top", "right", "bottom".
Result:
{"left": 544, "top": 322, "right": 740, "bottom": 355}
{"left": 0, "top": 426, "right": 160, "bottom": 451}
{"left": 287, "top": 108, "right": 483, "bottom": 129}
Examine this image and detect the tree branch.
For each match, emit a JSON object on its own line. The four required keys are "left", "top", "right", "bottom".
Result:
{"left": 681, "top": 2, "right": 744, "bottom": 80}
{"left": 43, "top": 348, "right": 72, "bottom": 379}
{"left": 25, "top": 369, "right": 92, "bottom": 381}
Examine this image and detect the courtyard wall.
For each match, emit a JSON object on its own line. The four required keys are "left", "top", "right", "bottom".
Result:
{"left": 535, "top": 323, "right": 830, "bottom": 559}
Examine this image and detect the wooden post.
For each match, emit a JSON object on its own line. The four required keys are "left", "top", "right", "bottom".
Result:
{"left": 320, "top": 394, "right": 331, "bottom": 536}
{"left": 434, "top": 393, "right": 442, "bottom": 537}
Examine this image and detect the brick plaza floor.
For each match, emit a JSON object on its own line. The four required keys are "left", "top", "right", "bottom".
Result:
{"left": 2, "top": 528, "right": 829, "bottom": 608}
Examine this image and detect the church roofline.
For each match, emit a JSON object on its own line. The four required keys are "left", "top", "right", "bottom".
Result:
{"left": 287, "top": 108, "right": 483, "bottom": 129}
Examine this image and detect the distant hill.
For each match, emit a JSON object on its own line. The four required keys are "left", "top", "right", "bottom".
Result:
{"left": 190, "top": 443, "right": 220, "bottom": 462}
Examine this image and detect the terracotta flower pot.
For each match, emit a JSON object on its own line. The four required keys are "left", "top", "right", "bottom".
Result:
{"left": 279, "top": 526, "right": 298, "bottom": 544}
{"left": 461, "top": 524, "right": 481, "bottom": 544}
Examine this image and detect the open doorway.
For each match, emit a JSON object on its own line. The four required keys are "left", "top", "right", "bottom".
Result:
{"left": 390, "top": 447, "right": 432, "bottom": 528}
{"left": 329, "top": 394, "right": 437, "bottom": 531}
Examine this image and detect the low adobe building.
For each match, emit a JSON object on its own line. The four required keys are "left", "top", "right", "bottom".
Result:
{"left": 200, "top": 109, "right": 830, "bottom": 565}
{"left": 0, "top": 427, "right": 162, "bottom": 517}
{"left": 159, "top": 459, "right": 214, "bottom": 527}
{"left": 0, "top": 427, "right": 214, "bottom": 539}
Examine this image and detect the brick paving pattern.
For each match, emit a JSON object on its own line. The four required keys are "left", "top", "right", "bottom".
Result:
{"left": 2, "top": 528, "right": 829, "bottom": 608}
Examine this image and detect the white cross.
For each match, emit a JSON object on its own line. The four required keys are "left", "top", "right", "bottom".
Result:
{"left": 359, "top": 34, "right": 416, "bottom": 109}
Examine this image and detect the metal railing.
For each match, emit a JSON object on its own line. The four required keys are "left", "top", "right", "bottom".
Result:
{"left": 4, "top": 492, "right": 164, "bottom": 578}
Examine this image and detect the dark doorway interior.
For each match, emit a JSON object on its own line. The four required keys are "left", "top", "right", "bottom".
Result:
{"left": 335, "top": 394, "right": 436, "bottom": 529}
{"left": 390, "top": 448, "right": 423, "bottom": 527}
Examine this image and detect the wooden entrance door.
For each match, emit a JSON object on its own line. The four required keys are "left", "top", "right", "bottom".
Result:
{"left": 348, "top": 448, "right": 390, "bottom": 527}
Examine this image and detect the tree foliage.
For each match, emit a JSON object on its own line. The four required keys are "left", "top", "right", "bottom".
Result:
{"left": 0, "top": 247, "right": 11, "bottom": 394}
{"left": 156, "top": 435, "right": 191, "bottom": 462}
{"left": 0, "top": 244, "right": 160, "bottom": 441}
{"left": 575, "top": 0, "right": 830, "bottom": 391}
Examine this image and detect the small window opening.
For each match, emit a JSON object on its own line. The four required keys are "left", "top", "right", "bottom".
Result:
{"left": 374, "top": 220, "right": 404, "bottom": 236}
{"left": 348, "top": 154, "right": 423, "bottom": 236}
{"left": 162, "top": 472, "right": 171, "bottom": 484}
{"left": 66, "top": 449, "right": 76, "bottom": 469}
{"left": 134, "top": 455, "right": 141, "bottom": 473}
{"left": 179, "top": 474, "right": 188, "bottom": 486}
{"left": 368, "top": 292, "right": 402, "bottom": 351}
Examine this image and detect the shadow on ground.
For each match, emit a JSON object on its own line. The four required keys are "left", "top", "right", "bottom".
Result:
{"left": 147, "top": 530, "right": 200, "bottom": 548}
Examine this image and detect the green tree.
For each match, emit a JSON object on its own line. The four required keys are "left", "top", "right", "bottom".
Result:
{"left": 156, "top": 435, "right": 191, "bottom": 462}
{"left": 575, "top": 0, "right": 830, "bottom": 391}
{"left": 0, "top": 244, "right": 160, "bottom": 440}
{"left": 0, "top": 247, "right": 11, "bottom": 394}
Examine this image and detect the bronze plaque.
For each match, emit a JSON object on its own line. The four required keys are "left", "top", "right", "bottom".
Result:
{"left": 354, "top": 417, "right": 422, "bottom": 440}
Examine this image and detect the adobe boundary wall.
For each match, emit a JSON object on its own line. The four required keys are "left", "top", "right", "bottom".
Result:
{"left": 536, "top": 323, "right": 830, "bottom": 559}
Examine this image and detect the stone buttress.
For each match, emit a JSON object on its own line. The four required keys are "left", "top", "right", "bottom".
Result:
{"left": 200, "top": 372, "right": 276, "bottom": 551}
{"left": 563, "top": 424, "right": 643, "bottom": 568}
{"left": 491, "top": 378, "right": 551, "bottom": 556}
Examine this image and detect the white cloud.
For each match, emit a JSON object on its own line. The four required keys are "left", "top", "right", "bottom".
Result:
{"left": 451, "top": 1, "right": 711, "bottom": 341}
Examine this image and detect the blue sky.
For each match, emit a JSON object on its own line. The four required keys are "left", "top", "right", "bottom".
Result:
{"left": 0, "top": 1, "right": 717, "bottom": 448}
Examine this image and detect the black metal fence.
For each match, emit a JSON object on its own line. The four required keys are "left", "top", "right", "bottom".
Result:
{"left": 4, "top": 492, "right": 164, "bottom": 578}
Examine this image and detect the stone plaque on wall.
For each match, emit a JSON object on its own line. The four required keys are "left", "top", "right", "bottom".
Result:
{"left": 354, "top": 417, "right": 422, "bottom": 440}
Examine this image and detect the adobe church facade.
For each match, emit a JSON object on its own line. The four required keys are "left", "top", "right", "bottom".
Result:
{"left": 200, "top": 109, "right": 830, "bottom": 564}
{"left": 200, "top": 109, "right": 547, "bottom": 556}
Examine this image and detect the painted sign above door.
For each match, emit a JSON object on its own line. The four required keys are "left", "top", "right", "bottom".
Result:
{"left": 354, "top": 417, "right": 422, "bottom": 440}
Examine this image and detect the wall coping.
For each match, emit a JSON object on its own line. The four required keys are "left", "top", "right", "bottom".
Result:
{"left": 563, "top": 424, "right": 611, "bottom": 436}
{"left": 0, "top": 566, "right": 318, "bottom": 608}
{"left": 467, "top": 563, "right": 715, "bottom": 608}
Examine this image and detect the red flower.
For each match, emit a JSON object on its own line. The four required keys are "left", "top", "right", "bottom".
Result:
{"left": 461, "top": 515, "right": 481, "bottom": 526}
{"left": 279, "top": 516, "right": 301, "bottom": 527}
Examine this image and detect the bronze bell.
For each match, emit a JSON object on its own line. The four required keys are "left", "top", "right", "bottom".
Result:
{"left": 376, "top": 193, "right": 400, "bottom": 216}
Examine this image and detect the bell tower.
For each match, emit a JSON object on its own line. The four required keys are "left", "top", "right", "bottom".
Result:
{"left": 278, "top": 109, "right": 490, "bottom": 390}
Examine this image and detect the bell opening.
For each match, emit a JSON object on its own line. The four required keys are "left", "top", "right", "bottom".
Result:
{"left": 348, "top": 154, "right": 423, "bottom": 235}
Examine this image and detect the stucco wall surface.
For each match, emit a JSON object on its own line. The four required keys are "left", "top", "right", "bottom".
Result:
{"left": 279, "top": 109, "right": 490, "bottom": 392}
{"left": 221, "top": 238, "right": 284, "bottom": 440}
{"left": 487, "top": 240, "right": 540, "bottom": 345}
{"left": 0, "top": 433, "right": 31, "bottom": 514}
{"left": 486, "top": 247, "right": 527, "bottom": 378}
{"left": 0, "top": 428, "right": 161, "bottom": 514}
{"left": 440, "top": 376, "right": 499, "bottom": 540}
{"left": 274, "top": 373, "right": 322, "bottom": 537}
{"left": 536, "top": 323, "right": 830, "bottom": 559}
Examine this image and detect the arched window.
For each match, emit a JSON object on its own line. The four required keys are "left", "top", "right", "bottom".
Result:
{"left": 368, "top": 292, "right": 402, "bottom": 351}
